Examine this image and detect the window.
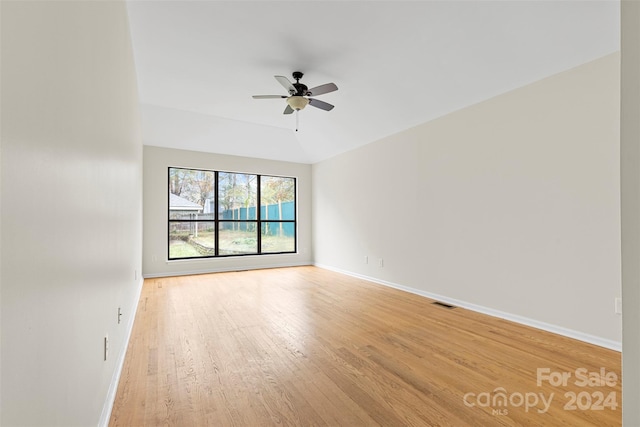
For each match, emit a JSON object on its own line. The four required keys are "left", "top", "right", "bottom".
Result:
{"left": 168, "top": 167, "right": 296, "bottom": 259}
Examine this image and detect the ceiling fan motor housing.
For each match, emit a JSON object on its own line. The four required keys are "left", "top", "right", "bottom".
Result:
{"left": 293, "top": 83, "right": 308, "bottom": 96}
{"left": 291, "top": 71, "right": 308, "bottom": 95}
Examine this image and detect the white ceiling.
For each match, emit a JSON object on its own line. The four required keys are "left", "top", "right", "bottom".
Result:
{"left": 126, "top": 1, "right": 620, "bottom": 164}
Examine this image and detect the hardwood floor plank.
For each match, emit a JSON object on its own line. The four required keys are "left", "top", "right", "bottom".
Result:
{"left": 110, "top": 266, "right": 621, "bottom": 426}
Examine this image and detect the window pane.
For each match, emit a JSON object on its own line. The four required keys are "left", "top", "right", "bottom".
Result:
{"left": 261, "top": 176, "right": 295, "bottom": 220}
{"left": 169, "top": 168, "right": 215, "bottom": 219}
{"left": 261, "top": 222, "right": 295, "bottom": 253}
{"left": 218, "top": 172, "right": 257, "bottom": 220}
{"left": 219, "top": 221, "right": 257, "bottom": 255}
{"left": 169, "top": 221, "right": 215, "bottom": 258}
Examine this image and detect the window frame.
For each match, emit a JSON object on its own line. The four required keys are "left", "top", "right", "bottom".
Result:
{"left": 168, "top": 167, "right": 297, "bottom": 260}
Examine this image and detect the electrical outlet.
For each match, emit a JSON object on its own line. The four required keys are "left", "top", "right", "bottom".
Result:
{"left": 117, "top": 307, "right": 122, "bottom": 324}
{"left": 364, "top": 256, "right": 368, "bottom": 264}
{"left": 104, "top": 335, "right": 109, "bottom": 361}
{"left": 378, "top": 258, "right": 384, "bottom": 268}
{"left": 615, "top": 298, "right": 622, "bottom": 315}
{"left": 135, "top": 269, "right": 138, "bottom": 280}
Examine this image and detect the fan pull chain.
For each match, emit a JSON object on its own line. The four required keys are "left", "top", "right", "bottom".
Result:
{"left": 295, "top": 110, "right": 299, "bottom": 132}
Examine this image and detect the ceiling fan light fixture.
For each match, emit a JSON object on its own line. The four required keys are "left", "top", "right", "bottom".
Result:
{"left": 287, "top": 96, "right": 309, "bottom": 111}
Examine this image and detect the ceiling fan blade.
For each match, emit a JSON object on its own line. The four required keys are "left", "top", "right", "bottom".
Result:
{"left": 308, "top": 98, "right": 334, "bottom": 111}
{"left": 283, "top": 105, "right": 294, "bottom": 115}
{"left": 307, "top": 83, "right": 338, "bottom": 96}
{"left": 252, "top": 95, "right": 287, "bottom": 99}
{"left": 275, "top": 76, "right": 296, "bottom": 94}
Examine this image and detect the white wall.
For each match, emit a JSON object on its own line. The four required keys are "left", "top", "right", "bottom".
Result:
{"left": 1, "top": 2, "right": 142, "bottom": 426}
{"left": 313, "top": 53, "right": 622, "bottom": 347}
{"left": 143, "top": 146, "right": 312, "bottom": 277}
{"left": 621, "top": 1, "right": 640, "bottom": 424}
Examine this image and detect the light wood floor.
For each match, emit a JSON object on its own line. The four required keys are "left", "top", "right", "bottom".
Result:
{"left": 109, "top": 266, "right": 621, "bottom": 426}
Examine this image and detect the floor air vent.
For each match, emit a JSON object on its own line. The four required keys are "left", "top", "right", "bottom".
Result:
{"left": 432, "top": 301, "right": 456, "bottom": 309}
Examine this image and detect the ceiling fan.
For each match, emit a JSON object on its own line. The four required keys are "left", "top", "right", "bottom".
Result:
{"left": 252, "top": 72, "right": 338, "bottom": 130}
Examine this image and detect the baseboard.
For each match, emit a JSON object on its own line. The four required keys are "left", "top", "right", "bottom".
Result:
{"left": 143, "top": 261, "right": 313, "bottom": 279}
{"left": 315, "top": 263, "right": 622, "bottom": 352}
{"left": 98, "top": 276, "right": 145, "bottom": 427}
